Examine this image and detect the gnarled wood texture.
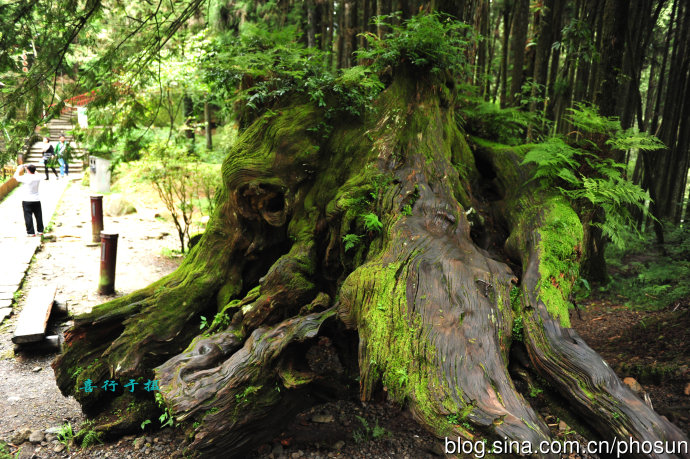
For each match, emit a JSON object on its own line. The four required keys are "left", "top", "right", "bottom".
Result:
{"left": 53, "top": 70, "right": 689, "bottom": 459}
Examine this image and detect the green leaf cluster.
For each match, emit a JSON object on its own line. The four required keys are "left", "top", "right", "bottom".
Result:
{"left": 357, "top": 12, "right": 475, "bottom": 77}
{"left": 204, "top": 23, "right": 383, "bottom": 127}
{"left": 522, "top": 104, "right": 665, "bottom": 248}
{"left": 460, "top": 101, "right": 546, "bottom": 145}
{"left": 361, "top": 212, "right": 384, "bottom": 233}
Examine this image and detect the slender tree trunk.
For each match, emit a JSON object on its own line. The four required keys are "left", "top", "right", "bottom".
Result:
{"left": 545, "top": 0, "right": 564, "bottom": 121}
{"left": 582, "top": 0, "right": 629, "bottom": 282}
{"left": 307, "top": 0, "right": 317, "bottom": 48}
{"left": 475, "top": 0, "right": 489, "bottom": 95}
{"left": 531, "top": 0, "right": 556, "bottom": 113}
{"left": 499, "top": 5, "right": 511, "bottom": 108}
{"left": 204, "top": 100, "right": 212, "bottom": 150}
{"left": 183, "top": 94, "right": 195, "bottom": 146}
{"left": 658, "top": 2, "right": 689, "bottom": 219}
{"left": 508, "top": 0, "right": 529, "bottom": 106}
{"left": 336, "top": 1, "right": 345, "bottom": 68}
{"left": 324, "top": 0, "right": 335, "bottom": 68}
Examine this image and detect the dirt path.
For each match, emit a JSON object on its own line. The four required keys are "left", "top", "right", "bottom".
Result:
{"left": 0, "top": 179, "right": 182, "bottom": 458}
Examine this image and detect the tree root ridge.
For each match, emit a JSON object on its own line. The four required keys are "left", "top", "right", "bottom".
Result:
{"left": 157, "top": 308, "right": 342, "bottom": 457}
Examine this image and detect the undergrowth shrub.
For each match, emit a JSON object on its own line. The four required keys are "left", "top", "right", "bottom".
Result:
{"left": 603, "top": 224, "right": 690, "bottom": 309}
{"left": 141, "top": 138, "right": 221, "bottom": 252}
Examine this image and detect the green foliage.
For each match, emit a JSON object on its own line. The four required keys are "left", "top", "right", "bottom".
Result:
{"left": 141, "top": 138, "right": 221, "bottom": 252}
{"left": 460, "top": 101, "right": 545, "bottom": 145}
{"left": 604, "top": 224, "right": 690, "bottom": 309}
{"left": 352, "top": 415, "right": 389, "bottom": 443}
{"left": 358, "top": 13, "right": 475, "bottom": 77}
{"left": 0, "top": 441, "right": 19, "bottom": 459}
{"left": 343, "top": 234, "right": 363, "bottom": 252}
{"left": 361, "top": 213, "right": 383, "bottom": 233}
{"left": 155, "top": 392, "right": 175, "bottom": 428}
{"left": 201, "top": 311, "right": 231, "bottom": 335}
{"left": 446, "top": 413, "right": 460, "bottom": 425}
{"left": 522, "top": 104, "right": 664, "bottom": 249}
{"left": 566, "top": 102, "right": 620, "bottom": 135}
{"left": 511, "top": 316, "right": 524, "bottom": 342}
{"left": 235, "top": 385, "right": 261, "bottom": 404}
{"left": 140, "top": 419, "right": 152, "bottom": 430}
{"left": 80, "top": 429, "right": 103, "bottom": 449}
{"left": 607, "top": 128, "right": 667, "bottom": 152}
{"left": 57, "top": 422, "right": 74, "bottom": 452}
{"left": 528, "top": 384, "right": 543, "bottom": 398}
{"left": 205, "top": 23, "right": 382, "bottom": 127}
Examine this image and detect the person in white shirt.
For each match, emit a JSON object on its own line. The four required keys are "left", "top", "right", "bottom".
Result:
{"left": 14, "top": 164, "right": 44, "bottom": 236}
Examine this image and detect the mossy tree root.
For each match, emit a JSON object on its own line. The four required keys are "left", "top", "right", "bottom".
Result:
{"left": 53, "top": 71, "right": 689, "bottom": 459}
{"left": 478, "top": 140, "right": 690, "bottom": 459}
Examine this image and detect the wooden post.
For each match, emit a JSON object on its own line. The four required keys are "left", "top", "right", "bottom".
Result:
{"left": 90, "top": 195, "right": 103, "bottom": 243}
{"left": 98, "top": 233, "right": 118, "bottom": 294}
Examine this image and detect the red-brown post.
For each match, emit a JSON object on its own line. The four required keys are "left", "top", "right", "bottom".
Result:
{"left": 90, "top": 195, "right": 103, "bottom": 243}
{"left": 98, "top": 232, "right": 118, "bottom": 294}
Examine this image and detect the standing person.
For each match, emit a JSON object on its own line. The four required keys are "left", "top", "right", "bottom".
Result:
{"left": 14, "top": 164, "right": 44, "bottom": 236}
{"left": 55, "top": 135, "right": 69, "bottom": 178}
{"left": 42, "top": 136, "right": 58, "bottom": 180}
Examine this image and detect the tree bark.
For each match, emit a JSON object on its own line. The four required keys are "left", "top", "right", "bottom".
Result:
{"left": 53, "top": 69, "right": 690, "bottom": 459}
{"left": 531, "top": 0, "right": 556, "bottom": 113}
{"left": 508, "top": 0, "right": 530, "bottom": 106}
{"left": 204, "top": 100, "right": 212, "bottom": 150}
{"left": 499, "top": 5, "right": 511, "bottom": 107}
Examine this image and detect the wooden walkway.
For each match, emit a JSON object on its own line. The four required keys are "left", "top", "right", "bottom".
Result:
{"left": 0, "top": 175, "right": 73, "bottom": 323}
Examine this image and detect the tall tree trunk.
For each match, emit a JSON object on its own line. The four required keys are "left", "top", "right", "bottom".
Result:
{"left": 531, "top": 0, "right": 557, "bottom": 114}
{"left": 336, "top": 0, "right": 346, "bottom": 68}
{"left": 204, "top": 100, "right": 212, "bottom": 151}
{"left": 340, "top": 0, "right": 358, "bottom": 68}
{"left": 545, "top": 0, "right": 565, "bottom": 121}
{"left": 584, "top": 0, "right": 629, "bottom": 282}
{"left": 595, "top": 0, "right": 628, "bottom": 118}
{"left": 508, "top": 0, "right": 530, "bottom": 106}
{"left": 183, "top": 94, "right": 195, "bottom": 147}
{"left": 324, "top": 0, "right": 335, "bottom": 68}
{"left": 475, "top": 0, "right": 489, "bottom": 95}
{"left": 306, "top": 0, "right": 317, "bottom": 48}
{"left": 499, "top": 5, "right": 511, "bottom": 108}
{"left": 376, "top": 0, "right": 391, "bottom": 38}
{"left": 657, "top": 1, "right": 689, "bottom": 219}
{"left": 53, "top": 68, "right": 689, "bottom": 459}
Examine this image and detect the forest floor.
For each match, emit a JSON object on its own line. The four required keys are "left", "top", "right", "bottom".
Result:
{"left": 0, "top": 174, "right": 688, "bottom": 458}
{"left": 572, "top": 297, "right": 690, "bottom": 435}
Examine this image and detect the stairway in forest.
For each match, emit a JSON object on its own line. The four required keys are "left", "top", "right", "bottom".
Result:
{"left": 24, "top": 112, "right": 85, "bottom": 176}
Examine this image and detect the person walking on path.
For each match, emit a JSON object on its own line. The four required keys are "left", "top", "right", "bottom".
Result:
{"left": 55, "top": 135, "right": 69, "bottom": 177}
{"left": 14, "top": 164, "right": 44, "bottom": 236}
{"left": 42, "top": 136, "right": 59, "bottom": 180}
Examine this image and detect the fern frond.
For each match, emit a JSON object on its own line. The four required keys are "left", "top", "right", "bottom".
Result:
{"left": 607, "top": 128, "right": 666, "bottom": 152}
